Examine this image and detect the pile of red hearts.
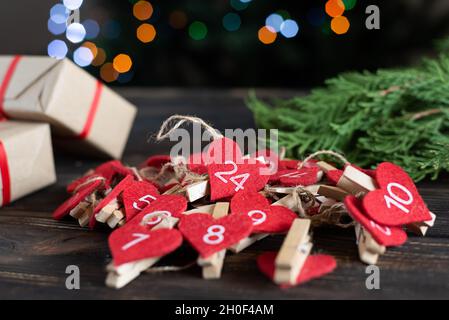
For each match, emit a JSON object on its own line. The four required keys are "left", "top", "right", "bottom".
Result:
{"left": 53, "top": 136, "right": 436, "bottom": 289}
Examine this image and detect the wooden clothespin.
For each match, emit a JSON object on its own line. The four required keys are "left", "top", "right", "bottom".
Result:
{"left": 274, "top": 219, "right": 312, "bottom": 285}
{"left": 407, "top": 212, "right": 436, "bottom": 236}
{"left": 184, "top": 180, "right": 210, "bottom": 202}
{"left": 355, "top": 223, "right": 385, "bottom": 265}
{"left": 95, "top": 198, "right": 120, "bottom": 223}
{"left": 317, "top": 185, "right": 349, "bottom": 201}
{"left": 105, "top": 214, "right": 179, "bottom": 289}
{"left": 77, "top": 193, "right": 97, "bottom": 227}
{"left": 228, "top": 233, "right": 269, "bottom": 253}
{"left": 337, "top": 165, "right": 377, "bottom": 195}
{"left": 196, "top": 202, "right": 229, "bottom": 279}
{"left": 183, "top": 204, "right": 216, "bottom": 215}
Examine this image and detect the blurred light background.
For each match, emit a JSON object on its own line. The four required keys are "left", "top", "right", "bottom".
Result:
{"left": 1, "top": 0, "right": 449, "bottom": 87}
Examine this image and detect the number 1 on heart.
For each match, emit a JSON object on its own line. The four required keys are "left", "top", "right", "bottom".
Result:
{"left": 383, "top": 182, "right": 414, "bottom": 214}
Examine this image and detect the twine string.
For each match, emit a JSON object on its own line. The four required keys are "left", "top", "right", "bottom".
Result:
{"left": 72, "top": 176, "right": 106, "bottom": 194}
{"left": 155, "top": 115, "right": 223, "bottom": 141}
{"left": 298, "top": 150, "right": 350, "bottom": 169}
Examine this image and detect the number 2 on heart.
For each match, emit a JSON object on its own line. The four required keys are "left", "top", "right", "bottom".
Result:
{"left": 214, "top": 160, "right": 250, "bottom": 192}
{"left": 121, "top": 233, "right": 150, "bottom": 251}
{"left": 383, "top": 182, "right": 414, "bottom": 214}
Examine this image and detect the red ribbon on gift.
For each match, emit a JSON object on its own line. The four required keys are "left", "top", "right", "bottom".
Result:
{"left": 0, "top": 55, "right": 103, "bottom": 138}
{"left": 0, "top": 140, "right": 11, "bottom": 206}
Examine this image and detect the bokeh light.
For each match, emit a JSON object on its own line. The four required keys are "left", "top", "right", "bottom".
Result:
{"left": 331, "top": 16, "right": 350, "bottom": 34}
{"left": 189, "top": 21, "right": 208, "bottom": 40}
{"left": 66, "top": 23, "right": 86, "bottom": 43}
{"left": 73, "top": 47, "right": 94, "bottom": 67}
{"left": 48, "top": 18, "right": 66, "bottom": 35}
{"left": 91, "top": 48, "right": 106, "bottom": 66}
{"left": 223, "top": 13, "right": 241, "bottom": 32}
{"left": 100, "top": 63, "right": 119, "bottom": 83}
{"left": 343, "top": 0, "right": 357, "bottom": 10}
{"left": 137, "top": 23, "right": 156, "bottom": 43}
{"left": 230, "top": 0, "right": 249, "bottom": 11}
{"left": 47, "top": 40, "right": 68, "bottom": 60}
{"left": 50, "top": 4, "right": 69, "bottom": 24}
{"left": 307, "top": 8, "right": 326, "bottom": 27}
{"left": 83, "top": 19, "right": 100, "bottom": 39}
{"left": 280, "top": 19, "right": 299, "bottom": 38}
{"left": 63, "top": 0, "right": 83, "bottom": 10}
{"left": 258, "top": 26, "right": 277, "bottom": 45}
{"left": 325, "top": 0, "right": 345, "bottom": 18}
{"left": 81, "top": 41, "right": 98, "bottom": 59}
{"left": 103, "top": 20, "right": 121, "bottom": 39}
{"left": 113, "top": 54, "right": 133, "bottom": 73}
{"left": 239, "top": 0, "right": 252, "bottom": 3}
{"left": 265, "top": 13, "right": 284, "bottom": 33}
{"left": 133, "top": 1, "right": 153, "bottom": 21}
{"left": 169, "top": 10, "right": 188, "bottom": 29}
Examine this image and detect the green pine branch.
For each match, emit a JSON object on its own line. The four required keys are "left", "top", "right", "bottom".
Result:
{"left": 248, "top": 48, "right": 449, "bottom": 181}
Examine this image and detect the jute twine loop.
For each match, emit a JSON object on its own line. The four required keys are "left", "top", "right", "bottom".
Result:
{"left": 298, "top": 150, "right": 350, "bottom": 169}
{"left": 72, "top": 176, "right": 106, "bottom": 194}
{"left": 312, "top": 203, "right": 354, "bottom": 228}
{"left": 155, "top": 115, "right": 223, "bottom": 141}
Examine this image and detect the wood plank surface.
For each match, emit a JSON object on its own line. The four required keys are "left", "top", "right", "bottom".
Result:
{"left": 0, "top": 88, "right": 448, "bottom": 299}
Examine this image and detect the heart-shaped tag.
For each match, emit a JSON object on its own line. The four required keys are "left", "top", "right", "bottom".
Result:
{"left": 362, "top": 162, "right": 432, "bottom": 226}
{"left": 345, "top": 196, "right": 407, "bottom": 247}
{"left": 326, "top": 165, "right": 375, "bottom": 186}
{"left": 187, "top": 152, "right": 209, "bottom": 175}
{"left": 231, "top": 192, "right": 297, "bottom": 233}
{"left": 277, "top": 167, "right": 321, "bottom": 187}
{"left": 127, "top": 195, "right": 187, "bottom": 227}
{"left": 66, "top": 174, "right": 105, "bottom": 194}
{"left": 53, "top": 180, "right": 103, "bottom": 220}
{"left": 95, "top": 160, "right": 134, "bottom": 183}
{"left": 143, "top": 155, "right": 172, "bottom": 168}
{"left": 178, "top": 213, "right": 253, "bottom": 258}
{"left": 203, "top": 137, "right": 243, "bottom": 165}
{"left": 208, "top": 160, "right": 270, "bottom": 201}
{"left": 109, "top": 225, "right": 183, "bottom": 267}
{"left": 257, "top": 252, "right": 337, "bottom": 287}
{"left": 279, "top": 159, "right": 301, "bottom": 170}
{"left": 122, "top": 180, "right": 160, "bottom": 222}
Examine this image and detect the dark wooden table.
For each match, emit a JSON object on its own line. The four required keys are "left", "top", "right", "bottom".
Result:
{"left": 1, "top": 88, "right": 448, "bottom": 300}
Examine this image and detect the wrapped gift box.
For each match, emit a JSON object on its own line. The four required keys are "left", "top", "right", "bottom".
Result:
{"left": 0, "top": 121, "right": 56, "bottom": 206}
{"left": 0, "top": 55, "right": 137, "bottom": 159}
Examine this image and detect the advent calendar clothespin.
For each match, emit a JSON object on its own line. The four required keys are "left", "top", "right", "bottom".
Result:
{"left": 197, "top": 202, "right": 229, "bottom": 279}
{"left": 317, "top": 185, "right": 349, "bottom": 201}
{"left": 274, "top": 219, "right": 312, "bottom": 285}
{"left": 355, "top": 223, "right": 385, "bottom": 265}
{"left": 184, "top": 180, "right": 210, "bottom": 202}
{"left": 406, "top": 212, "right": 436, "bottom": 236}
{"left": 337, "top": 165, "right": 377, "bottom": 195}
{"left": 228, "top": 233, "right": 269, "bottom": 253}
{"left": 77, "top": 193, "right": 98, "bottom": 227}
{"left": 183, "top": 204, "right": 216, "bottom": 215}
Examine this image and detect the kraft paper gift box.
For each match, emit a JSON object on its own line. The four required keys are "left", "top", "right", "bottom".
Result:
{"left": 0, "top": 55, "right": 137, "bottom": 159}
{"left": 0, "top": 121, "right": 56, "bottom": 207}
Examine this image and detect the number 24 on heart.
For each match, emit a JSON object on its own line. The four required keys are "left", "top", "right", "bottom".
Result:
{"left": 214, "top": 160, "right": 250, "bottom": 192}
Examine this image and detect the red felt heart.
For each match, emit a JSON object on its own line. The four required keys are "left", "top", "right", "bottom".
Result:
{"left": 203, "top": 137, "right": 243, "bottom": 165}
{"left": 231, "top": 192, "right": 296, "bottom": 233}
{"left": 345, "top": 196, "right": 407, "bottom": 247}
{"left": 66, "top": 173, "right": 106, "bottom": 194}
{"left": 326, "top": 169, "right": 343, "bottom": 185}
{"left": 257, "top": 252, "right": 337, "bottom": 287}
{"left": 178, "top": 213, "right": 253, "bottom": 258}
{"left": 362, "top": 162, "right": 432, "bottom": 226}
{"left": 208, "top": 160, "right": 270, "bottom": 201}
{"left": 122, "top": 180, "right": 160, "bottom": 222}
{"left": 89, "top": 175, "right": 135, "bottom": 229}
{"left": 109, "top": 226, "right": 183, "bottom": 267}
{"left": 277, "top": 167, "right": 321, "bottom": 187}
{"left": 279, "top": 159, "right": 301, "bottom": 170}
{"left": 187, "top": 152, "right": 209, "bottom": 175}
{"left": 127, "top": 195, "right": 187, "bottom": 227}
{"left": 95, "top": 160, "right": 134, "bottom": 184}
{"left": 143, "top": 155, "right": 172, "bottom": 169}
{"left": 53, "top": 180, "right": 103, "bottom": 220}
